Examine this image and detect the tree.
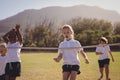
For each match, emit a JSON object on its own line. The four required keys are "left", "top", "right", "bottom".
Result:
{"left": 23, "top": 19, "right": 59, "bottom": 47}
{"left": 68, "top": 17, "right": 113, "bottom": 45}
{"left": 114, "top": 22, "right": 120, "bottom": 35}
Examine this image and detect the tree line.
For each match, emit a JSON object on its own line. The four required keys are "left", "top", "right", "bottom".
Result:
{"left": 23, "top": 17, "right": 120, "bottom": 49}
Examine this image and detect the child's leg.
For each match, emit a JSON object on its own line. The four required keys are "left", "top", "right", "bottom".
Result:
{"left": 63, "top": 72, "right": 70, "bottom": 80}
{"left": 0, "top": 74, "right": 5, "bottom": 80}
{"left": 104, "top": 64, "right": 110, "bottom": 80}
{"left": 10, "top": 77, "right": 16, "bottom": 80}
{"left": 104, "top": 58, "right": 110, "bottom": 80}
{"left": 98, "top": 60, "right": 104, "bottom": 80}
{"left": 98, "top": 67, "right": 104, "bottom": 80}
{"left": 70, "top": 71, "right": 77, "bottom": 80}
{"left": 5, "top": 75, "right": 10, "bottom": 80}
{"left": 5, "top": 75, "right": 16, "bottom": 80}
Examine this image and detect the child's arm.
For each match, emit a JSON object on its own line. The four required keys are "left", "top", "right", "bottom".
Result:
{"left": 80, "top": 50, "right": 89, "bottom": 64}
{"left": 109, "top": 51, "right": 114, "bottom": 62}
{"left": 96, "top": 46, "right": 103, "bottom": 55}
{"left": 53, "top": 53, "right": 63, "bottom": 62}
{"left": 96, "top": 52, "right": 103, "bottom": 55}
{"left": 2, "top": 30, "right": 13, "bottom": 43}
{"left": 15, "top": 24, "right": 23, "bottom": 44}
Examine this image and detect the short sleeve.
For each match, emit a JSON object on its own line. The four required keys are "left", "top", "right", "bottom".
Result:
{"left": 16, "top": 42, "right": 23, "bottom": 47}
{"left": 76, "top": 41, "right": 83, "bottom": 52}
{"left": 58, "top": 42, "right": 63, "bottom": 54}
{"left": 107, "top": 45, "right": 111, "bottom": 51}
{"left": 96, "top": 46, "right": 100, "bottom": 52}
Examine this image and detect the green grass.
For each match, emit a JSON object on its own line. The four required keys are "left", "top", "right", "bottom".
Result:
{"left": 17, "top": 52, "right": 120, "bottom": 80}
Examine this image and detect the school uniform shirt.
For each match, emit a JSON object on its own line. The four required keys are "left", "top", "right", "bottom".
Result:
{"left": 6, "top": 42, "right": 23, "bottom": 63}
{"left": 0, "top": 56, "right": 6, "bottom": 75}
{"left": 58, "top": 39, "right": 83, "bottom": 65}
{"left": 96, "top": 44, "right": 110, "bottom": 60}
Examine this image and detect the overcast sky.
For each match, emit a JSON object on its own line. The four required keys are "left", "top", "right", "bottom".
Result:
{"left": 0, "top": 0, "right": 120, "bottom": 20}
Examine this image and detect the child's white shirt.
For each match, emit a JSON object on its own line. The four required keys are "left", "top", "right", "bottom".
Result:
{"left": 96, "top": 44, "right": 110, "bottom": 60}
{"left": 6, "top": 42, "right": 22, "bottom": 63}
{"left": 0, "top": 56, "right": 6, "bottom": 75}
{"left": 58, "top": 39, "right": 83, "bottom": 65}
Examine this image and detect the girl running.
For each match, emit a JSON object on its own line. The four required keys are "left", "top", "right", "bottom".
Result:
{"left": 54, "top": 24, "right": 89, "bottom": 80}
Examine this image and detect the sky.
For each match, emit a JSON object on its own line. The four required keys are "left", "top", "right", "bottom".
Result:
{"left": 0, "top": 0, "right": 120, "bottom": 20}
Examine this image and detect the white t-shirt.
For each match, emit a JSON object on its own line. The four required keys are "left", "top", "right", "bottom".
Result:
{"left": 58, "top": 39, "right": 83, "bottom": 65}
{"left": 6, "top": 42, "right": 22, "bottom": 63}
{"left": 0, "top": 56, "right": 6, "bottom": 75}
{"left": 96, "top": 44, "right": 110, "bottom": 60}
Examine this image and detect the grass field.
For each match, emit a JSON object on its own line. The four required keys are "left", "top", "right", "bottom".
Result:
{"left": 17, "top": 52, "right": 120, "bottom": 80}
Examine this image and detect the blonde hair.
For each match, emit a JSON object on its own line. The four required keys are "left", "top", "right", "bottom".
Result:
{"left": 62, "top": 24, "right": 74, "bottom": 38}
{"left": 0, "top": 43, "right": 6, "bottom": 48}
{"left": 0, "top": 43, "right": 7, "bottom": 55}
{"left": 100, "top": 37, "right": 108, "bottom": 44}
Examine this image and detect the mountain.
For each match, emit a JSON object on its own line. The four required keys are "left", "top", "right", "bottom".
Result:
{"left": 0, "top": 5, "right": 120, "bottom": 34}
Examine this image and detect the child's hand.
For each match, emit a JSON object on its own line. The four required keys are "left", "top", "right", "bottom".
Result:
{"left": 96, "top": 52, "right": 103, "bottom": 55}
{"left": 53, "top": 58, "right": 60, "bottom": 62}
{"left": 112, "top": 58, "right": 115, "bottom": 62}
{"left": 85, "top": 59, "right": 89, "bottom": 64}
{"left": 99, "top": 52, "right": 103, "bottom": 55}
{"left": 15, "top": 24, "right": 20, "bottom": 30}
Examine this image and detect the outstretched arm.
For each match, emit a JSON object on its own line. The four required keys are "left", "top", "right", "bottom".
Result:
{"left": 80, "top": 50, "right": 89, "bottom": 64}
{"left": 53, "top": 53, "right": 63, "bottom": 62}
{"left": 15, "top": 24, "right": 23, "bottom": 44}
{"left": 2, "top": 29, "right": 13, "bottom": 43}
{"left": 109, "top": 51, "right": 114, "bottom": 62}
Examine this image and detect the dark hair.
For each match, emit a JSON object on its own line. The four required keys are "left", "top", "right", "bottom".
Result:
{"left": 8, "top": 31, "right": 17, "bottom": 39}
